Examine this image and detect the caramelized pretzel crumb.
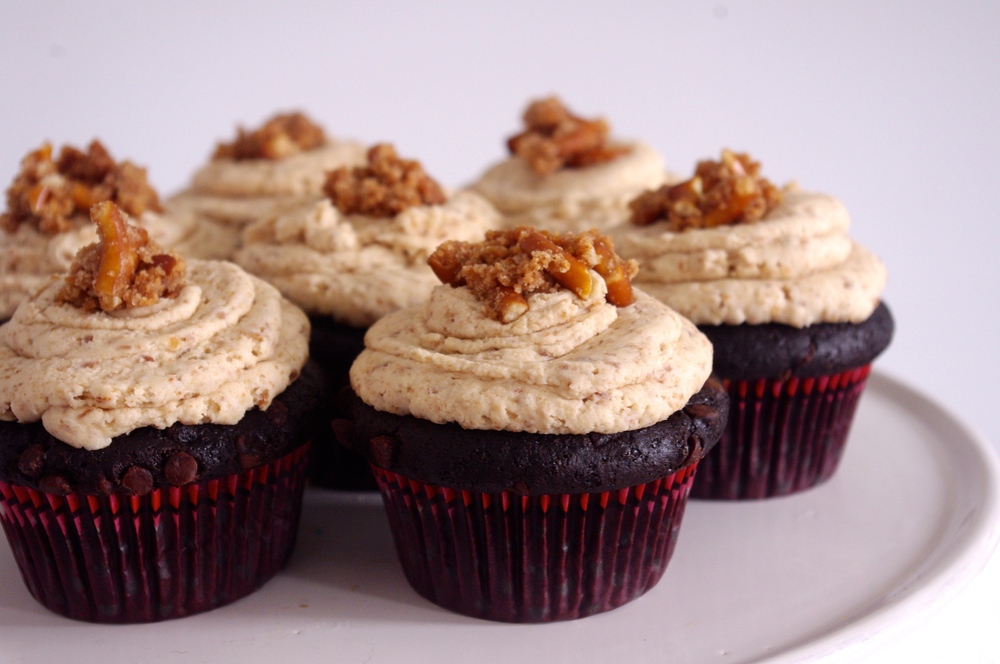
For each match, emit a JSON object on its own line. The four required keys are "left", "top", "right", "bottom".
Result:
{"left": 629, "top": 149, "right": 782, "bottom": 231}
{"left": 212, "top": 111, "right": 327, "bottom": 161}
{"left": 506, "top": 96, "right": 629, "bottom": 176}
{"left": 1, "top": 141, "right": 162, "bottom": 236}
{"left": 428, "top": 226, "right": 637, "bottom": 322}
{"left": 323, "top": 143, "right": 446, "bottom": 217}
{"left": 58, "top": 201, "right": 187, "bottom": 312}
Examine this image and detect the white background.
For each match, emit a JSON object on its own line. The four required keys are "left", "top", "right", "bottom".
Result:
{"left": 1, "top": 2, "right": 998, "bottom": 660}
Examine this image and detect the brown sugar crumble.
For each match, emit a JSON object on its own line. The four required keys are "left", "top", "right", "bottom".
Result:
{"left": 1, "top": 141, "right": 163, "bottom": 236}
{"left": 323, "top": 143, "right": 446, "bottom": 218}
{"left": 58, "top": 201, "right": 187, "bottom": 312}
{"left": 212, "top": 111, "right": 327, "bottom": 161}
{"left": 506, "top": 96, "right": 630, "bottom": 176}
{"left": 629, "top": 149, "right": 783, "bottom": 231}
{"left": 429, "top": 226, "right": 638, "bottom": 323}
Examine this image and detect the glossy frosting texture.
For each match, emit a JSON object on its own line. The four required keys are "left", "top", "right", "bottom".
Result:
{"left": 0, "top": 260, "right": 309, "bottom": 450}
{"left": 612, "top": 190, "right": 887, "bottom": 327}
{"left": 351, "top": 278, "right": 713, "bottom": 435}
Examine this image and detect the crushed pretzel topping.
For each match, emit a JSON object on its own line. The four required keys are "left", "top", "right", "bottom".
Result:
{"left": 629, "top": 149, "right": 783, "bottom": 231}
{"left": 212, "top": 111, "right": 327, "bottom": 161}
{"left": 428, "top": 226, "right": 638, "bottom": 323}
{"left": 58, "top": 201, "right": 187, "bottom": 312}
{"left": 1, "top": 141, "right": 163, "bottom": 236}
{"left": 323, "top": 143, "right": 446, "bottom": 217}
{"left": 506, "top": 96, "right": 630, "bottom": 176}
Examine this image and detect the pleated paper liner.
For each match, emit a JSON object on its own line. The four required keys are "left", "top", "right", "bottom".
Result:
{"left": 692, "top": 365, "right": 871, "bottom": 500}
{"left": 372, "top": 462, "right": 699, "bottom": 622}
{"left": 0, "top": 442, "right": 309, "bottom": 623}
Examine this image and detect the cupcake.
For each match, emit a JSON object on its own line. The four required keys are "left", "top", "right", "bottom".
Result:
{"left": 0, "top": 201, "right": 322, "bottom": 622}
{"left": 346, "top": 227, "right": 727, "bottom": 622}
{"left": 0, "top": 140, "right": 238, "bottom": 320}
{"left": 612, "top": 150, "right": 894, "bottom": 499}
{"left": 235, "top": 143, "right": 499, "bottom": 489}
{"left": 167, "top": 111, "right": 367, "bottom": 234}
{"left": 469, "top": 96, "right": 670, "bottom": 233}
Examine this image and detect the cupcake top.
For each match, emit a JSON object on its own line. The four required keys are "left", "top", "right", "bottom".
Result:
{"left": 350, "top": 227, "right": 713, "bottom": 435}
{"left": 0, "top": 201, "right": 309, "bottom": 450}
{"left": 611, "top": 150, "right": 887, "bottom": 327}
{"left": 235, "top": 143, "right": 499, "bottom": 328}
{"left": 470, "top": 97, "right": 669, "bottom": 232}
{"left": 168, "top": 111, "right": 368, "bottom": 227}
{"left": 0, "top": 141, "right": 237, "bottom": 319}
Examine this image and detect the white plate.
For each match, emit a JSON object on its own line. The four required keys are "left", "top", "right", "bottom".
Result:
{"left": 1, "top": 373, "right": 998, "bottom": 663}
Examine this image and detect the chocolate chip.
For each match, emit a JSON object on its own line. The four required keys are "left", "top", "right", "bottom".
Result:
{"left": 685, "top": 435, "right": 705, "bottom": 464}
{"left": 239, "top": 453, "right": 261, "bottom": 470}
{"left": 234, "top": 434, "right": 249, "bottom": 453}
{"left": 17, "top": 444, "right": 45, "bottom": 478}
{"left": 96, "top": 475, "right": 114, "bottom": 495}
{"left": 164, "top": 452, "right": 199, "bottom": 486}
{"left": 330, "top": 419, "right": 353, "bottom": 447}
{"left": 38, "top": 475, "right": 71, "bottom": 496}
{"left": 121, "top": 466, "right": 154, "bottom": 496}
{"left": 369, "top": 435, "right": 397, "bottom": 469}
{"left": 266, "top": 400, "right": 289, "bottom": 427}
{"left": 704, "top": 376, "right": 724, "bottom": 392}
{"left": 684, "top": 403, "right": 720, "bottom": 425}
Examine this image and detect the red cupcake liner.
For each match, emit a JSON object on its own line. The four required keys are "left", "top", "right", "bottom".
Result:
{"left": 372, "top": 462, "right": 698, "bottom": 622}
{"left": 0, "top": 443, "right": 309, "bottom": 623}
{"left": 692, "top": 365, "right": 871, "bottom": 500}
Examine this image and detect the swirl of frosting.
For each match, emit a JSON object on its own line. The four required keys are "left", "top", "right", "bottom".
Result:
{"left": 611, "top": 189, "right": 887, "bottom": 327}
{"left": 168, "top": 141, "right": 369, "bottom": 227}
{"left": 470, "top": 141, "right": 670, "bottom": 232}
{"left": 0, "top": 260, "right": 309, "bottom": 450}
{"left": 0, "top": 211, "right": 239, "bottom": 320}
{"left": 235, "top": 190, "right": 499, "bottom": 328}
{"left": 350, "top": 276, "right": 713, "bottom": 435}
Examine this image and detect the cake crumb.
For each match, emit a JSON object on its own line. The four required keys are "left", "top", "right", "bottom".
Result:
{"left": 506, "top": 96, "right": 629, "bottom": 176}
{"left": 629, "top": 149, "right": 782, "bottom": 230}
{"left": 428, "top": 226, "right": 637, "bottom": 323}
{"left": 58, "top": 201, "right": 186, "bottom": 312}
{"left": 1, "top": 141, "right": 162, "bottom": 236}
{"left": 323, "top": 143, "right": 446, "bottom": 218}
{"left": 212, "top": 111, "right": 327, "bottom": 161}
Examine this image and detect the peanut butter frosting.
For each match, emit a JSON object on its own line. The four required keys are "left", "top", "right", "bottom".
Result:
{"left": 0, "top": 260, "right": 309, "bottom": 450}
{"left": 0, "top": 210, "right": 239, "bottom": 320}
{"left": 350, "top": 276, "right": 713, "bottom": 435}
{"left": 234, "top": 190, "right": 499, "bottom": 328}
{"left": 168, "top": 141, "right": 368, "bottom": 228}
{"left": 470, "top": 141, "right": 670, "bottom": 232}
{"left": 611, "top": 189, "right": 887, "bottom": 327}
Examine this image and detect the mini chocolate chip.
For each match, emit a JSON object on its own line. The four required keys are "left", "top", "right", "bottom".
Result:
{"left": 683, "top": 403, "right": 719, "bottom": 424}
{"left": 234, "top": 434, "right": 248, "bottom": 453}
{"left": 121, "top": 466, "right": 154, "bottom": 496}
{"left": 239, "top": 453, "right": 261, "bottom": 470}
{"left": 266, "top": 400, "right": 289, "bottom": 427}
{"left": 164, "top": 452, "right": 199, "bottom": 486}
{"left": 39, "top": 475, "right": 71, "bottom": 496}
{"left": 509, "top": 480, "right": 531, "bottom": 495}
{"left": 96, "top": 475, "right": 114, "bottom": 495}
{"left": 330, "top": 419, "right": 353, "bottom": 447}
{"left": 17, "top": 444, "right": 46, "bottom": 478}
{"left": 704, "top": 376, "right": 724, "bottom": 392}
{"left": 369, "top": 435, "right": 397, "bottom": 469}
{"left": 685, "top": 435, "right": 705, "bottom": 464}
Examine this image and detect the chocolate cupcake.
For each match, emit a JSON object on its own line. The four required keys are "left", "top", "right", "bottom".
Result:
{"left": 235, "top": 143, "right": 499, "bottom": 489}
{"left": 0, "top": 202, "right": 322, "bottom": 622}
{"left": 0, "top": 141, "right": 238, "bottom": 321}
{"left": 612, "top": 150, "right": 894, "bottom": 499}
{"left": 167, "top": 111, "right": 367, "bottom": 234}
{"left": 469, "top": 96, "right": 671, "bottom": 233}
{"left": 346, "top": 227, "right": 726, "bottom": 622}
